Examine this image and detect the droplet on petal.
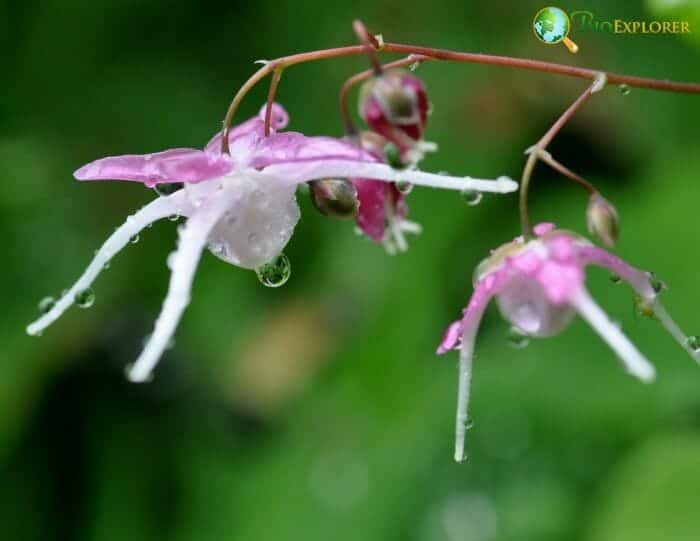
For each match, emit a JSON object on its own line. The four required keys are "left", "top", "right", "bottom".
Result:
{"left": 256, "top": 254, "right": 291, "bottom": 288}
{"left": 647, "top": 272, "right": 666, "bottom": 294}
{"left": 634, "top": 296, "right": 656, "bottom": 319}
{"left": 38, "top": 297, "right": 56, "bottom": 314}
{"left": 75, "top": 288, "right": 95, "bottom": 309}
{"left": 462, "top": 190, "right": 483, "bottom": 206}
{"left": 464, "top": 417, "right": 474, "bottom": 430}
{"left": 383, "top": 143, "right": 405, "bottom": 169}
{"left": 686, "top": 335, "right": 700, "bottom": 352}
{"left": 396, "top": 181, "right": 413, "bottom": 194}
{"left": 130, "top": 234, "right": 140, "bottom": 244}
{"left": 507, "top": 326, "right": 530, "bottom": 348}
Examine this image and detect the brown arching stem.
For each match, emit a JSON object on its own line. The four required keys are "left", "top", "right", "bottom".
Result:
{"left": 537, "top": 152, "right": 597, "bottom": 195}
{"left": 352, "top": 19, "right": 383, "bottom": 76}
{"left": 518, "top": 75, "right": 605, "bottom": 237}
{"left": 339, "top": 54, "right": 432, "bottom": 135}
{"left": 220, "top": 22, "right": 700, "bottom": 154}
{"left": 263, "top": 68, "right": 283, "bottom": 137}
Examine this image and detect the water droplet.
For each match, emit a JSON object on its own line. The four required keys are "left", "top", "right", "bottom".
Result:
{"left": 634, "top": 296, "right": 656, "bottom": 319}
{"left": 610, "top": 273, "right": 621, "bottom": 284}
{"left": 130, "top": 234, "right": 140, "bottom": 244}
{"left": 247, "top": 232, "right": 259, "bottom": 245}
{"left": 256, "top": 253, "right": 291, "bottom": 288}
{"left": 168, "top": 214, "right": 180, "bottom": 222}
{"left": 619, "top": 84, "right": 631, "bottom": 96}
{"left": 507, "top": 326, "right": 529, "bottom": 348}
{"left": 153, "top": 183, "right": 184, "bottom": 197}
{"left": 38, "top": 296, "right": 56, "bottom": 314}
{"left": 647, "top": 272, "right": 665, "bottom": 294}
{"left": 686, "top": 335, "right": 700, "bottom": 352}
{"left": 396, "top": 181, "right": 413, "bottom": 194}
{"left": 75, "top": 288, "right": 95, "bottom": 309}
{"left": 461, "top": 190, "right": 482, "bottom": 206}
{"left": 409, "top": 61, "right": 420, "bottom": 72}
{"left": 464, "top": 417, "right": 474, "bottom": 430}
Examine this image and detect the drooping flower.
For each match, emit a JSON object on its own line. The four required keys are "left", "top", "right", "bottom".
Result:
{"left": 437, "top": 222, "right": 699, "bottom": 462}
{"left": 27, "top": 103, "right": 517, "bottom": 383}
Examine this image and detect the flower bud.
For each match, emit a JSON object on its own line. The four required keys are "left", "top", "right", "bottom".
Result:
{"left": 586, "top": 194, "right": 619, "bottom": 248}
{"left": 359, "top": 69, "right": 429, "bottom": 146}
{"left": 308, "top": 178, "right": 359, "bottom": 218}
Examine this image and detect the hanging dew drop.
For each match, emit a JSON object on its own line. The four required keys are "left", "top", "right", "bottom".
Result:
{"left": 396, "top": 181, "right": 413, "bottom": 194}
{"left": 409, "top": 61, "right": 420, "bottom": 72}
{"left": 618, "top": 84, "right": 631, "bottom": 96}
{"left": 75, "top": 288, "right": 95, "bottom": 309}
{"left": 130, "top": 234, "right": 140, "bottom": 244}
{"left": 647, "top": 272, "right": 665, "bottom": 294}
{"left": 461, "top": 189, "right": 482, "bottom": 206}
{"left": 610, "top": 273, "right": 621, "bottom": 284}
{"left": 686, "top": 335, "right": 700, "bottom": 352}
{"left": 256, "top": 253, "right": 291, "bottom": 288}
{"left": 168, "top": 214, "right": 180, "bottom": 222}
{"left": 507, "top": 326, "right": 529, "bottom": 348}
{"left": 38, "top": 297, "right": 56, "bottom": 314}
{"left": 464, "top": 417, "right": 474, "bottom": 430}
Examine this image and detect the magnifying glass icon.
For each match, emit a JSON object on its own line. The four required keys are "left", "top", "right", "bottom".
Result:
{"left": 533, "top": 7, "right": 579, "bottom": 53}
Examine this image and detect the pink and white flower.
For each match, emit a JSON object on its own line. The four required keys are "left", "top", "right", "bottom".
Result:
{"left": 27, "top": 103, "right": 517, "bottom": 383}
{"left": 437, "top": 222, "right": 699, "bottom": 462}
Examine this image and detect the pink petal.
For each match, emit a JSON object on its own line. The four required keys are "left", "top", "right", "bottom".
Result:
{"left": 533, "top": 222, "right": 555, "bottom": 236}
{"left": 249, "top": 134, "right": 375, "bottom": 169}
{"left": 536, "top": 260, "right": 584, "bottom": 304}
{"left": 547, "top": 234, "right": 576, "bottom": 261}
{"left": 437, "top": 320, "right": 464, "bottom": 354}
{"left": 577, "top": 245, "right": 655, "bottom": 298}
{"left": 437, "top": 266, "right": 507, "bottom": 354}
{"left": 74, "top": 148, "right": 233, "bottom": 186}
{"left": 204, "top": 102, "right": 289, "bottom": 155}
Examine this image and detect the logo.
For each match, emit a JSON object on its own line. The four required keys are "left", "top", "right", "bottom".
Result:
{"left": 533, "top": 6, "right": 579, "bottom": 53}
{"left": 569, "top": 10, "right": 691, "bottom": 35}
{"left": 532, "top": 7, "right": 692, "bottom": 49}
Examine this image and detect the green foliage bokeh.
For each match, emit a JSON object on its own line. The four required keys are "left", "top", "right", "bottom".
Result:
{"left": 1, "top": 1, "right": 699, "bottom": 540}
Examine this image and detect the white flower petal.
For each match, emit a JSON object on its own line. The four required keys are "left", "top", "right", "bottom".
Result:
{"left": 570, "top": 288, "right": 655, "bottom": 382}
{"left": 261, "top": 160, "right": 518, "bottom": 194}
{"left": 127, "top": 189, "right": 239, "bottom": 383}
{"left": 26, "top": 191, "right": 189, "bottom": 337}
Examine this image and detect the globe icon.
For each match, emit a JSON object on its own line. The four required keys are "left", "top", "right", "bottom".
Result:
{"left": 533, "top": 7, "right": 579, "bottom": 52}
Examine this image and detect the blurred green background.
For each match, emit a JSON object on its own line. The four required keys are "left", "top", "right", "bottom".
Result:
{"left": 2, "top": 0, "right": 700, "bottom": 539}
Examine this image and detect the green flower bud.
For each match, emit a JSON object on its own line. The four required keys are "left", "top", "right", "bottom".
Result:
{"left": 308, "top": 178, "right": 359, "bottom": 219}
{"left": 586, "top": 194, "right": 620, "bottom": 248}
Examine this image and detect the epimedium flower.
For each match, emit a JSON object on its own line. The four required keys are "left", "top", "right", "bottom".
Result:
{"left": 27, "top": 103, "right": 518, "bottom": 383}
{"left": 437, "top": 222, "right": 700, "bottom": 462}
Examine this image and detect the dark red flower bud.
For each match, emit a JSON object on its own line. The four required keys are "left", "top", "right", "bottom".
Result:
{"left": 359, "top": 69, "right": 430, "bottom": 149}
